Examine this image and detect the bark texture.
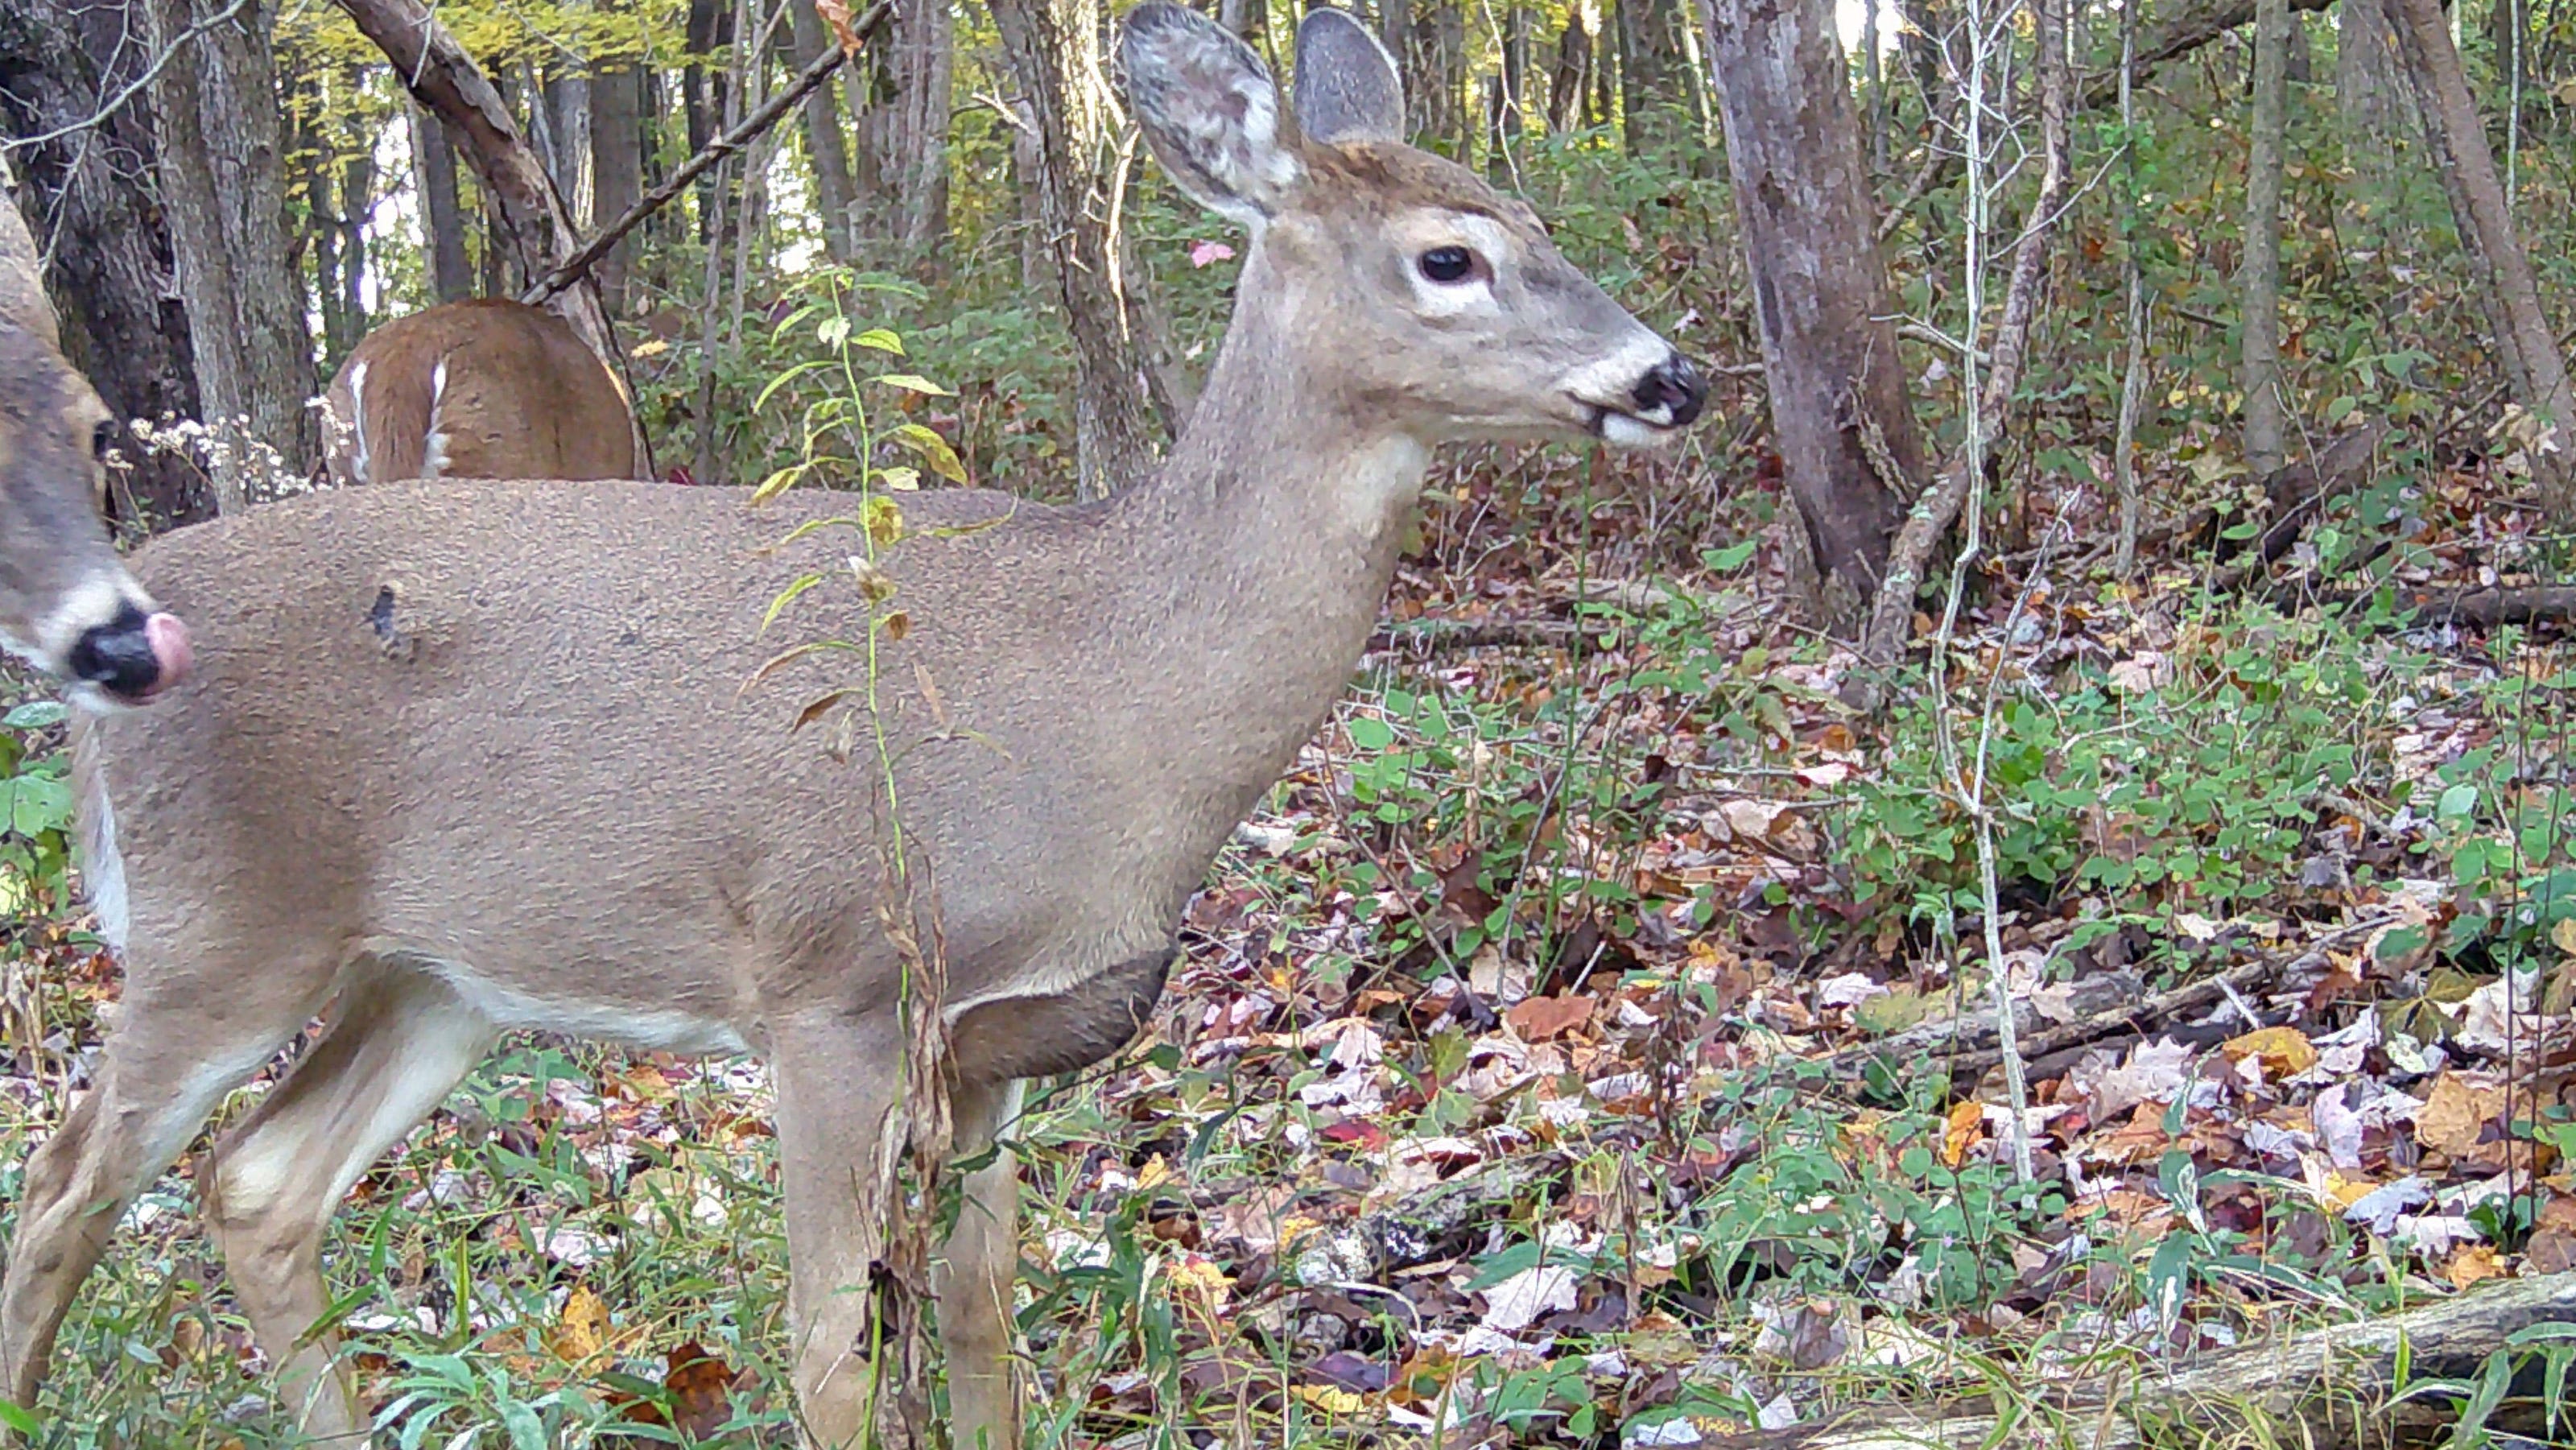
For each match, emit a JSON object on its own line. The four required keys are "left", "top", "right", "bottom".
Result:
{"left": 985, "top": 0, "right": 1162, "bottom": 497}
{"left": 1703, "top": 0, "right": 1925, "bottom": 621}
{"left": 2241, "top": 0, "right": 2290, "bottom": 473}
{"left": 786, "top": 0, "right": 860, "bottom": 262}
{"left": 2380, "top": 0, "right": 2576, "bottom": 518}
{"left": 878, "top": 0, "right": 952, "bottom": 258}
{"left": 2337, "top": 0, "right": 2409, "bottom": 223}
{"left": 145, "top": 0, "right": 314, "bottom": 509}
{"left": 0, "top": 0, "right": 209, "bottom": 526}
{"left": 589, "top": 65, "right": 645, "bottom": 312}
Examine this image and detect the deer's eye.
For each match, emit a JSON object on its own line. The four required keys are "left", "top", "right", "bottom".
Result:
{"left": 1418, "top": 246, "right": 1479, "bottom": 284}
{"left": 90, "top": 420, "right": 113, "bottom": 462}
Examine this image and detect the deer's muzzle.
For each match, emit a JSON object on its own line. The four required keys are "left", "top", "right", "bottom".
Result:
{"left": 68, "top": 602, "right": 192, "bottom": 704}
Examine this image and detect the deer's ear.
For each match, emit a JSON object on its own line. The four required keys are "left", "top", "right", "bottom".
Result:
{"left": 1120, "top": 0, "right": 1300, "bottom": 227}
{"left": 1294, "top": 7, "right": 1405, "bottom": 146}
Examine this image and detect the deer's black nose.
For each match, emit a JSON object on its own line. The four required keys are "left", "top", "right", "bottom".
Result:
{"left": 68, "top": 601, "right": 189, "bottom": 702}
{"left": 1633, "top": 354, "right": 1705, "bottom": 428}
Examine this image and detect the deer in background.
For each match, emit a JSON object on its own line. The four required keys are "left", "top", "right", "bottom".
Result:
{"left": 0, "top": 188, "right": 192, "bottom": 708}
{"left": 0, "top": 6, "right": 1703, "bottom": 1446}
{"left": 318, "top": 297, "right": 640, "bottom": 486}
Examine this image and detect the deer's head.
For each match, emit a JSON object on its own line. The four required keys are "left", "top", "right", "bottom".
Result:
{"left": 1121, "top": 1, "right": 1705, "bottom": 448}
{"left": 0, "top": 318, "right": 190, "bottom": 709}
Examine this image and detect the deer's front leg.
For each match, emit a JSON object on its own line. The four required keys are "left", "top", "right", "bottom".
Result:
{"left": 770, "top": 1010, "right": 909, "bottom": 1449}
{"left": 937, "top": 1078, "right": 1024, "bottom": 1450}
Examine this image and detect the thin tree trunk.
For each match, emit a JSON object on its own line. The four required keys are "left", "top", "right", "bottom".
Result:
{"left": 986, "top": 0, "right": 1165, "bottom": 496}
{"left": 2338, "top": 0, "right": 2408, "bottom": 229}
{"left": 145, "top": 0, "right": 316, "bottom": 509}
{"left": 545, "top": 71, "right": 592, "bottom": 225}
{"left": 1861, "top": 0, "right": 2073, "bottom": 666}
{"left": 2242, "top": 0, "right": 2290, "bottom": 473}
{"left": 787, "top": 0, "right": 861, "bottom": 262}
{"left": 1620, "top": 0, "right": 1688, "bottom": 155}
{"left": 411, "top": 109, "right": 474, "bottom": 302}
{"left": 884, "top": 0, "right": 953, "bottom": 260}
{"left": 2115, "top": 0, "right": 2148, "bottom": 578}
{"left": 2381, "top": 0, "right": 2576, "bottom": 517}
{"left": 590, "top": 66, "right": 646, "bottom": 312}
{"left": 1703, "top": 0, "right": 1926, "bottom": 622}
{"left": 1548, "top": 8, "right": 1593, "bottom": 131}
{"left": 0, "top": 0, "right": 208, "bottom": 526}
{"left": 1487, "top": 6, "right": 1530, "bottom": 176}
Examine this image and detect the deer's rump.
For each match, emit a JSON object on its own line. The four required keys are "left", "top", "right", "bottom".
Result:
{"left": 69, "top": 478, "right": 1132, "bottom": 1046}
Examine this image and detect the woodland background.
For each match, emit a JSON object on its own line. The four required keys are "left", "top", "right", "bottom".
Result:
{"left": 5, "top": 0, "right": 2576, "bottom": 1443}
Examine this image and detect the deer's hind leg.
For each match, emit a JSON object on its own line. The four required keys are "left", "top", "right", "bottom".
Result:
{"left": 0, "top": 970, "right": 320, "bottom": 1418}
{"left": 203, "top": 959, "right": 495, "bottom": 1440}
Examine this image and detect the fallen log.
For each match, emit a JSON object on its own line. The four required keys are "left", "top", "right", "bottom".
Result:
{"left": 1724, "top": 1271, "right": 2576, "bottom": 1450}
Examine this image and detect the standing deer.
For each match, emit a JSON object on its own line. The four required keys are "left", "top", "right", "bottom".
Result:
{"left": 0, "top": 6, "right": 1702, "bottom": 1446}
{"left": 317, "top": 298, "right": 639, "bottom": 486}
{"left": 0, "top": 188, "right": 192, "bottom": 709}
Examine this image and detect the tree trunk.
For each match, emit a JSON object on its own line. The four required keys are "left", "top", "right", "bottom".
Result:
{"left": 145, "top": 0, "right": 316, "bottom": 510}
{"left": 1620, "top": 0, "right": 1690, "bottom": 155}
{"left": 1412, "top": 1, "right": 1468, "bottom": 156}
{"left": 590, "top": 65, "right": 646, "bottom": 312}
{"left": 1217, "top": 0, "right": 1258, "bottom": 39}
{"left": 882, "top": 0, "right": 953, "bottom": 260}
{"left": 543, "top": 70, "right": 592, "bottom": 225}
{"left": 1487, "top": 6, "right": 1530, "bottom": 176}
{"left": 334, "top": 0, "right": 646, "bottom": 471}
{"left": 0, "top": 0, "right": 209, "bottom": 526}
{"left": 2338, "top": 0, "right": 2409, "bottom": 225}
{"left": 1547, "top": 9, "right": 1593, "bottom": 131}
{"left": 2381, "top": 0, "right": 2576, "bottom": 518}
{"left": 1703, "top": 0, "right": 1926, "bottom": 621}
{"left": 411, "top": 108, "right": 475, "bottom": 302}
{"left": 985, "top": 0, "right": 1164, "bottom": 497}
{"left": 2241, "top": 0, "right": 2290, "bottom": 473}
{"left": 786, "top": 0, "right": 861, "bottom": 262}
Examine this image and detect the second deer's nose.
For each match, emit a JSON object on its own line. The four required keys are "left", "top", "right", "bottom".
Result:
{"left": 1633, "top": 355, "right": 1707, "bottom": 428}
{"left": 68, "top": 602, "right": 191, "bottom": 703}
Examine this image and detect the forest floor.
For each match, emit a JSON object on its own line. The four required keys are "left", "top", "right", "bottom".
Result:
{"left": 2, "top": 422, "right": 2574, "bottom": 1448}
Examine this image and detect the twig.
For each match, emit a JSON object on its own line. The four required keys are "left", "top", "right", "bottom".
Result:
{"left": 521, "top": 0, "right": 894, "bottom": 307}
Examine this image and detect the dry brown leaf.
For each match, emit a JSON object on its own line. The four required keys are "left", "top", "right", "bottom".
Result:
{"left": 815, "top": 0, "right": 864, "bottom": 52}
{"left": 2414, "top": 1074, "right": 2508, "bottom": 1158}
{"left": 1505, "top": 994, "right": 1595, "bottom": 1042}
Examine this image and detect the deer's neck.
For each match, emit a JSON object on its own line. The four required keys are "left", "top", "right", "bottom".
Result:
{"left": 1099, "top": 286, "right": 1426, "bottom": 817}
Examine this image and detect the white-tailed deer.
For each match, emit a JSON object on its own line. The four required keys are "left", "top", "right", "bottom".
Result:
{"left": 317, "top": 297, "right": 639, "bottom": 486}
{"left": 0, "top": 189, "right": 192, "bottom": 708}
{"left": 0, "top": 6, "right": 1701, "bottom": 1446}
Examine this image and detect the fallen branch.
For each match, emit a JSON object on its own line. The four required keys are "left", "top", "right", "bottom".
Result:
{"left": 1736, "top": 1271, "right": 2576, "bottom": 1450}
{"left": 2391, "top": 585, "right": 2576, "bottom": 629}
{"left": 522, "top": 0, "right": 893, "bottom": 308}
{"left": 2208, "top": 419, "right": 2393, "bottom": 591}
{"left": 1365, "top": 618, "right": 1584, "bottom": 653}
{"left": 1817, "top": 915, "right": 2392, "bottom": 1096}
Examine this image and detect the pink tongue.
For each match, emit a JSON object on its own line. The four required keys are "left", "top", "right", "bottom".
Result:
{"left": 142, "top": 612, "right": 192, "bottom": 692}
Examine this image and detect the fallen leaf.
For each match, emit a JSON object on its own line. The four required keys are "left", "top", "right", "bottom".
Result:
{"left": 546, "top": 1286, "right": 610, "bottom": 1365}
{"left": 2447, "top": 1243, "right": 2508, "bottom": 1288}
{"left": 2414, "top": 1075, "right": 2508, "bottom": 1159}
{"left": 1505, "top": 994, "right": 1595, "bottom": 1042}
{"left": 1479, "top": 1265, "right": 1579, "bottom": 1333}
{"left": 2223, "top": 1025, "right": 2319, "bottom": 1079}
{"left": 1940, "top": 1099, "right": 1984, "bottom": 1169}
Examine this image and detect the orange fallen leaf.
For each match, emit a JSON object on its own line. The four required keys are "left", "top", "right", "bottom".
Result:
{"left": 2222, "top": 1025, "right": 2318, "bottom": 1079}
{"left": 2446, "top": 1243, "right": 2508, "bottom": 1289}
{"left": 1940, "top": 1100, "right": 1984, "bottom": 1168}
{"left": 2415, "top": 1074, "right": 2508, "bottom": 1159}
